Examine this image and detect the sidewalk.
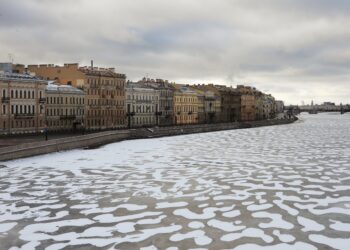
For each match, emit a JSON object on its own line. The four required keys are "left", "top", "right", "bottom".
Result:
{"left": 0, "top": 132, "right": 88, "bottom": 148}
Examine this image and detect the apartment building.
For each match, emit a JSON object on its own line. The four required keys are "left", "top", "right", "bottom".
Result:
{"left": 27, "top": 63, "right": 126, "bottom": 130}
{"left": 137, "top": 78, "right": 175, "bottom": 126}
{"left": 0, "top": 71, "right": 46, "bottom": 134}
{"left": 125, "top": 82, "right": 160, "bottom": 128}
{"left": 173, "top": 85, "right": 198, "bottom": 125}
{"left": 45, "top": 82, "right": 85, "bottom": 131}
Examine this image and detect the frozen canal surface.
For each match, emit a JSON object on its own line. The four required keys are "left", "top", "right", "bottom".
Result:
{"left": 1, "top": 113, "right": 350, "bottom": 250}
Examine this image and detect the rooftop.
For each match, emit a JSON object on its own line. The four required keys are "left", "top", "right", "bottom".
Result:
{"left": 46, "top": 82, "right": 85, "bottom": 94}
{"left": 0, "top": 72, "right": 46, "bottom": 83}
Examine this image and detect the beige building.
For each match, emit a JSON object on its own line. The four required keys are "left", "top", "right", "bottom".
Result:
{"left": 45, "top": 82, "right": 85, "bottom": 131}
{"left": 126, "top": 82, "right": 160, "bottom": 128}
{"left": 0, "top": 71, "right": 46, "bottom": 134}
{"left": 192, "top": 84, "right": 222, "bottom": 123}
{"left": 237, "top": 85, "right": 257, "bottom": 122}
{"left": 27, "top": 63, "right": 126, "bottom": 130}
{"left": 173, "top": 85, "right": 198, "bottom": 125}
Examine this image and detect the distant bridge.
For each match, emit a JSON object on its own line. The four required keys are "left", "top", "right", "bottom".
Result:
{"left": 286, "top": 105, "right": 350, "bottom": 115}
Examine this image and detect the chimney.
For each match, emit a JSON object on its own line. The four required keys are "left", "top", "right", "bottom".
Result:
{"left": 91, "top": 60, "right": 93, "bottom": 70}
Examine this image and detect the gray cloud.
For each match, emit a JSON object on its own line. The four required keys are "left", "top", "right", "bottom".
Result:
{"left": 1, "top": 0, "right": 350, "bottom": 104}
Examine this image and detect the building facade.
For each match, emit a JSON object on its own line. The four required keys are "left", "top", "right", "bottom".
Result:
{"left": 0, "top": 72, "right": 46, "bottom": 134}
{"left": 45, "top": 82, "right": 85, "bottom": 131}
{"left": 213, "top": 85, "right": 241, "bottom": 122}
{"left": 125, "top": 82, "right": 160, "bottom": 128}
{"left": 137, "top": 78, "right": 175, "bottom": 126}
{"left": 173, "top": 85, "right": 198, "bottom": 125}
{"left": 27, "top": 63, "right": 126, "bottom": 130}
{"left": 193, "top": 84, "right": 222, "bottom": 124}
{"left": 237, "top": 85, "right": 257, "bottom": 122}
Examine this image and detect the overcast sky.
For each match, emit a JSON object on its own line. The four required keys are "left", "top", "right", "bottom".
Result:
{"left": 1, "top": 0, "right": 349, "bottom": 104}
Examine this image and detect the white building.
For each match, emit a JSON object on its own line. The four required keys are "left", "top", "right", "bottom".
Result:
{"left": 126, "top": 82, "right": 160, "bottom": 128}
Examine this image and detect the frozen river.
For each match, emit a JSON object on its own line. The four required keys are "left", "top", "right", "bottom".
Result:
{"left": 1, "top": 113, "right": 350, "bottom": 249}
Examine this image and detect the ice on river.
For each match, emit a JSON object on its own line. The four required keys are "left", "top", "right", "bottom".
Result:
{"left": 1, "top": 113, "right": 350, "bottom": 249}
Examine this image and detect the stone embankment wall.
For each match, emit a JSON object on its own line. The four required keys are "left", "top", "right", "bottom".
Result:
{"left": 0, "top": 118, "right": 297, "bottom": 162}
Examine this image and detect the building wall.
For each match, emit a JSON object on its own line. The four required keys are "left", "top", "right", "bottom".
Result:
{"left": 45, "top": 85, "right": 85, "bottom": 131}
{"left": 173, "top": 87, "right": 198, "bottom": 125}
{"left": 217, "top": 88, "right": 241, "bottom": 123}
{"left": 28, "top": 64, "right": 126, "bottom": 130}
{"left": 0, "top": 77, "right": 46, "bottom": 134}
{"left": 241, "top": 94, "right": 256, "bottom": 121}
{"left": 125, "top": 85, "right": 160, "bottom": 128}
{"left": 137, "top": 78, "right": 175, "bottom": 126}
{"left": 28, "top": 64, "right": 86, "bottom": 87}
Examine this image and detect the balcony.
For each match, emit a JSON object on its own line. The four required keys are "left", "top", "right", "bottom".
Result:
{"left": 14, "top": 114, "right": 34, "bottom": 119}
{"left": 60, "top": 115, "right": 76, "bottom": 120}
{"left": 39, "top": 98, "right": 46, "bottom": 104}
{"left": 126, "top": 112, "right": 135, "bottom": 117}
{"left": 1, "top": 97, "right": 10, "bottom": 103}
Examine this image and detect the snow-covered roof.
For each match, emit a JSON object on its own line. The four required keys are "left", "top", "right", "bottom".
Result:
{"left": 46, "top": 82, "right": 85, "bottom": 95}
{"left": 0, "top": 72, "right": 46, "bottom": 83}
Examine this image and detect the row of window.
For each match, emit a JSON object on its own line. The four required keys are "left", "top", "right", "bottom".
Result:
{"left": 46, "top": 108, "right": 84, "bottom": 116}
{"left": 87, "top": 89, "right": 124, "bottom": 96}
{"left": 86, "top": 118, "right": 125, "bottom": 127}
{"left": 127, "top": 95, "right": 159, "bottom": 101}
{"left": 175, "top": 97, "right": 197, "bottom": 103}
{"left": 2, "top": 89, "right": 43, "bottom": 99}
{"left": 87, "top": 78, "right": 125, "bottom": 88}
{"left": 1, "top": 120, "right": 43, "bottom": 130}
{"left": 133, "top": 116, "right": 156, "bottom": 125}
{"left": 88, "top": 99, "right": 124, "bottom": 106}
{"left": 47, "top": 96, "right": 84, "bottom": 105}
{"left": 87, "top": 109, "right": 124, "bottom": 117}
{"left": 175, "top": 106, "right": 198, "bottom": 112}
{"left": 1, "top": 105, "right": 43, "bottom": 115}
{"left": 128, "top": 105, "right": 158, "bottom": 113}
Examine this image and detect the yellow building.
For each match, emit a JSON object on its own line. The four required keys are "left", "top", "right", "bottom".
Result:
{"left": 27, "top": 63, "right": 126, "bottom": 130}
{"left": 0, "top": 71, "right": 46, "bottom": 134}
{"left": 173, "top": 84, "right": 198, "bottom": 125}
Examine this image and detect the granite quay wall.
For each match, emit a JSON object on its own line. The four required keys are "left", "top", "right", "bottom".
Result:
{"left": 0, "top": 118, "right": 297, "bottom": 162}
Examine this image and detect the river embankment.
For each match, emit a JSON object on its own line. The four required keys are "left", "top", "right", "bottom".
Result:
{"left": 0, "top": 117, "right": 297, "bottom": 162}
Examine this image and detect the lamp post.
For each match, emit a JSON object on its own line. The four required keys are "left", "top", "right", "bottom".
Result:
{"left": 155, "top": 111, "right": 162, "bottom": 126}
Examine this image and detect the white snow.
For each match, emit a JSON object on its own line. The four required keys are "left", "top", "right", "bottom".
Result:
{"left": 252, "top": 212, "right": 294, "bottom": 229}
{"left": 329, "top": 219, "right": 350, "bottom": 232}
{"left": 297, "top": 216, "right": 325, "bottom": 232}
{"left": 309, "top": 234, "right": 350, "bottom": 250}
{"left": 221, "top": 228, "right": 273, "bottom": 243}
{"left": 0, "top": 222, "right": 17, "bottom": 233}
{"left": 170, "top": 230, "right": 212, "bottom": 246}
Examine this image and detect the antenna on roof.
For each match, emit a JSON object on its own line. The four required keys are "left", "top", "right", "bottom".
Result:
{"left": 91, "top": 60, "right": 93, "bottom": 70}
{"left": 8, "top": 53, "right": 14, "bottom": 63}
